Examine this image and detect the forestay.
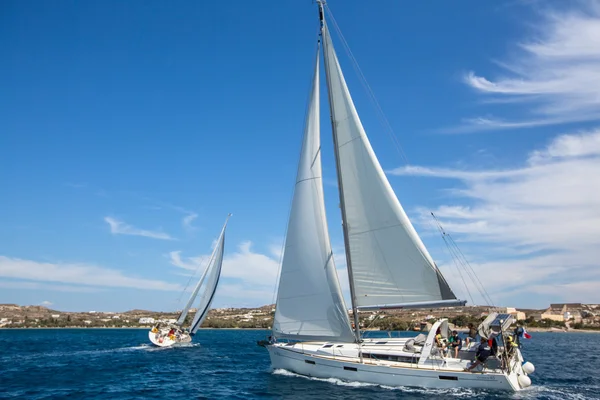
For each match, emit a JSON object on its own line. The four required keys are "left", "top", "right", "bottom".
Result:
{"left": 273, "top": 47, "right": 355, "bottom": 343}
{"left": 321, "top": 22, "right": 462, "bottom": 310}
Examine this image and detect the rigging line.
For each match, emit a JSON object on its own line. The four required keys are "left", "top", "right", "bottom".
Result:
{"left": 270, "top": 26, "right": 323, "bottom": 308}
{"left": 431, "top": 212, "right": 494, "bottom": 307}
{"left": 442, "top": 231, "right": 494, "bottom": 307}
{"left": 175, "top": 255, "right": 206, "bottom": 307}
{"left": 444, "top": 236, "right": 478, "bottom": 305}
{"left": 431, "top": 213, "right": 488, "bottom": 306}
{"left": 447, "top": 234, "right": 496, "bottom": 306}
{"left": 324, "top": 4, "right": 410, "bottom": 167}
{"left": 430, "top": 216, "right": 474, "bottom": 305}
{"left": 450, "top": 242, "right": 494, "bottom": 307}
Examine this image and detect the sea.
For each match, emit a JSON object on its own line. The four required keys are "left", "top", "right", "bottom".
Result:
{"left": 0, "top": 329, "right": 598, "bottom": 399}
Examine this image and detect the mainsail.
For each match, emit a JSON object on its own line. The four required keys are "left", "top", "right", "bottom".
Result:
{"left": 321, "top": 20, "right": 463, "bottom": 311}
{"left": 176, "top": 215, "right": 230, "bottom": 332}
{"left": 272, "top": 45, "right": 355, "bottom": 343}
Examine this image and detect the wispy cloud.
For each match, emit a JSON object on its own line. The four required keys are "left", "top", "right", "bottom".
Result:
{"left": 390, "top": 129, "right": 600, "bottom": 306}
{"left": 182, "top": 212, "right": 198, "bottom": 231}
{"left": 0, "top": 256, "right": 182, "bottom": 291}
{"left": 40, "top": 300, "right": 53, "bottom": 306}
{"left": 168, "top": 250, "right": 203, "bottom": 271}
{"left": 104, "top": 217, "right": 175, "bottom": 240}
{"left": 446, "top": 2, "right": 600, "bottom": 132}
{"left": 139, "top": 197, "right": 200, "bottom": 232}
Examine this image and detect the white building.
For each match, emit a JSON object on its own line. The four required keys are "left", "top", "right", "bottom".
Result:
{"left": 139, "top": 317, "right": 155, "bottom": 324}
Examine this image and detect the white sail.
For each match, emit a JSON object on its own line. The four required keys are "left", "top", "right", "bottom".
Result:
{"left": 189, "top": 216, "right": 229, "bottom": 334}
{"left": 176, "top": 258, "right": 211, "bottom": 326}
{"left": 321, "top": 23, "right": 462, "bottom": 310}
{"left": 273, "top": 46, "right": 355, "bottom": 342}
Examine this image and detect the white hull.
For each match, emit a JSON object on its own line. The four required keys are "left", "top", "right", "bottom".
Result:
{"left": 267, "top": 340, "right": 527, "bottom": 391}
{"left": 148, "top": 330, "right": 192, "bottom": 348}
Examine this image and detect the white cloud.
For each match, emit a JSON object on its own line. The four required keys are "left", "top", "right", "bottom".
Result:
{"left": 104, "top": 217, "right": 175, "bottom": 240}
{"left": 182, "top": 213, "right": 198, "bottom": 230}
{"left": 167, "top": 251, "right": 209, "bottom": 275}
{"left": 0, "top": 256, "right": 181, "bottom": 291}
{"left": 169, "top": 241, "right": 281, "bottom": 306}
{"left": 215, "top": 284, "right": 276, "bottom": 308}
{"left": 390, "top": 129, "right": 600, "bottom": 307}
{"left": 0, "top": 280, "right": 103, "bottom": 293}
{"left": 449, "top": 3, "right": 600, "bottom": 132}
{"left": 40, "top": 300, "right": 53, "bottom": 306}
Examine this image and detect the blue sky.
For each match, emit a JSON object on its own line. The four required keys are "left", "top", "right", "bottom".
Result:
{"left": 2, "top": 0, "right": 599, "bottom": 312}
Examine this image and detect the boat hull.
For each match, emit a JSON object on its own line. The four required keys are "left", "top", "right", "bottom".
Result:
{"left": 266, "top": 344, "right": 519, "bottom": 391}
{"left": 148, "top": 330, "right": 192, "bottom": 347}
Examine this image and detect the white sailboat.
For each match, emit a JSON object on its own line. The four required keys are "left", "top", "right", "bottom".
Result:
{"left": 264, "top": 2, "right": 535, "bottom": 391}
{"left": 149, "top": 214, "right": 231, "bottom": 347}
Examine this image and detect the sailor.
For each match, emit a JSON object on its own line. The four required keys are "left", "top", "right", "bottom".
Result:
{"left": 464, "top": 338, "right": 492, "bottom": 372}
{"left": 514, "top": 323, "right": 524, "bottom": 347}
{"left": 505, "top": 335, "right": 518, "bottom": 355}
{"left": 435, "top": 327, "right": 448, "bottom": 356}
{"left": 465, "top": 323, "right": 478, "bottom": 346}
{"left": 488, "top": 331, "right": 499, "bottom": 356}
{"left": 448, "top": 330, "right": 462, "bottom": 358}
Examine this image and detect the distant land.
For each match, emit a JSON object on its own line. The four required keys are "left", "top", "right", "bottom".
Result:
{"left": 1, "top": 303, "right": 599, "bottom": 332}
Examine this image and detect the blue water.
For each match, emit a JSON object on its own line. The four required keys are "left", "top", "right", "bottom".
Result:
{"left": 0, "top": 329, "right": 598, "bottom": 399}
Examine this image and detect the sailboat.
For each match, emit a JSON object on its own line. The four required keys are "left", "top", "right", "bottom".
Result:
{"left": 149, "top": 214, "right": 231, "bottom": 347}
{"left": 264, "top": 2, "right": 535, "bottom": 391}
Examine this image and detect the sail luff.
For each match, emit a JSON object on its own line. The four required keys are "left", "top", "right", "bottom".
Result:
{"left": 176, "top": 255, "right": 213, "bottom": 326}
{"left": 271, "top": 36, "right": 355, "bottom": 343}
{"left": 188, "top": 214, "right": 230, "bottom": 334}
{"left": 320, "top": 8, "right": 463, "bottom": 309}
{"left": 320, "top": 7, "right": 361, "bottom": 343}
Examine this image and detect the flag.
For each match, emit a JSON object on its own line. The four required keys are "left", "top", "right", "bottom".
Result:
{"left": 522, "top": 328, "right": 532, "bottom": 339}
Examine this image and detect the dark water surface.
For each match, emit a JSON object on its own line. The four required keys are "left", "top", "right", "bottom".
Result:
{"left": 0, "top": 329, "right": 598, "bottom": 399}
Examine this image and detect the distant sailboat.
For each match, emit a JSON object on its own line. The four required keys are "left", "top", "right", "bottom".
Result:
{"left": 263, "top": 2, "right": 535, "bottom": 391}
{"left": 149, "top": 214, "right": 230, "bottom": 347}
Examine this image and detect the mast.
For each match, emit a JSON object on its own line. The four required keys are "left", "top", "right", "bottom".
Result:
{"left": 176, "top": 213, "right": 232, "bottom": 327}
{"left": 318, "top": 0, "right": 362, "bottom": 345}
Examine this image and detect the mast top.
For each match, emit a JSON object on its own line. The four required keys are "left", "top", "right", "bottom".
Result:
{"left": 316, "top": 0, "right": 325, "bottom": 28}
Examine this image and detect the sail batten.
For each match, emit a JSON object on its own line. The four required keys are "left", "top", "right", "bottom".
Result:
{"left": 321, "top": 21, "right": 461, "bottom": 309}
{"left": 272, "top": 44, "right": 355, "bottom": 343}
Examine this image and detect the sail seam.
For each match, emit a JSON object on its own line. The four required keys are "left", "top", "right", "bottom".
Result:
{"left": 295, "top": 177, "right": 322, "bottom": 185}
{"left": 337, "top": 135, "right": 361, "bottom": 149}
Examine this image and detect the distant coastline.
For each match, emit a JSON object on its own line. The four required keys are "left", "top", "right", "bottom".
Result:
{"left": 0, "top": 327, "right": 270, "bottom": 330}
{"left": 1, "top": 303, "right": 599, "bottom": 332}
{"left": 1, "top": 326, "right": 599, "bottom": 334}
